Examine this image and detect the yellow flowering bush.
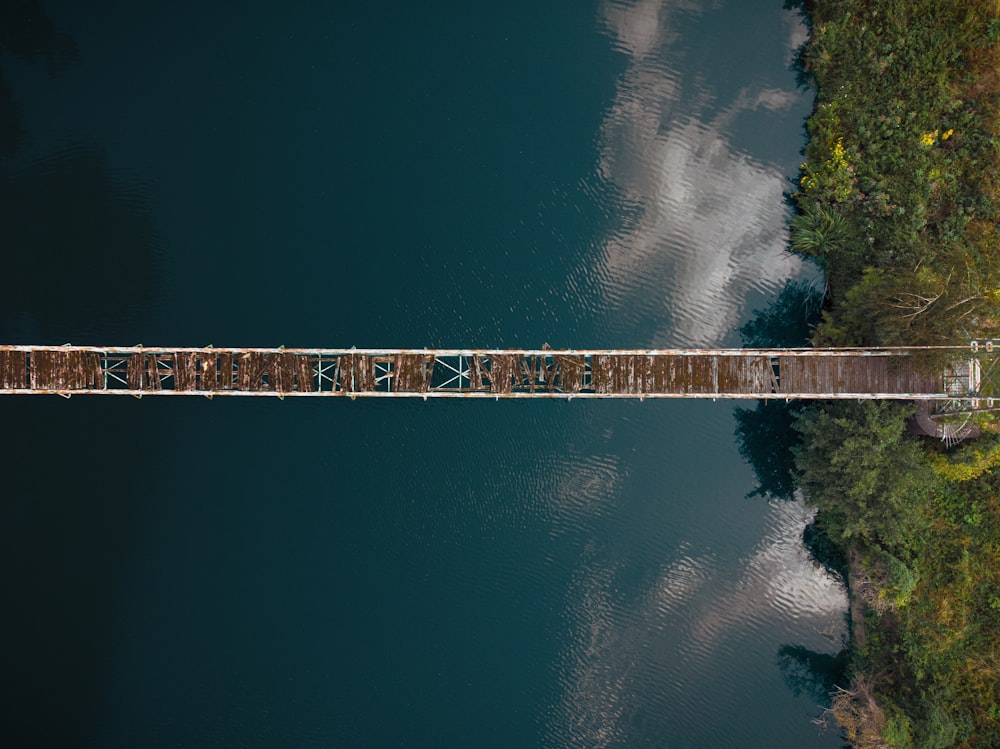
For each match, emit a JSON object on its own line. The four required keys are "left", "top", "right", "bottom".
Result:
{"left": 799, "top": 138, "right": 856, "bottom": 203}
{"left": 920, "top": 128, "right": 954, "bottom": 147}
{"left": 929, "top": 439, "right": 1000, "bottom": 482}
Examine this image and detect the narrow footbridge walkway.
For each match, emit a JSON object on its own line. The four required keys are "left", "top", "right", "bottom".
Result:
{"left": 0, "top": 344, "right": 992, "bottom": 402}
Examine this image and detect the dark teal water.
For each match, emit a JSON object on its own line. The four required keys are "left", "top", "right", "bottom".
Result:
{"left": 1, "top": 2, "right": 845, "bottom": 746}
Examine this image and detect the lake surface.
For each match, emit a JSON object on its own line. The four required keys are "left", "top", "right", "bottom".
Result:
{"left": 0, "top": 1, "right": 847, "bottom": 746}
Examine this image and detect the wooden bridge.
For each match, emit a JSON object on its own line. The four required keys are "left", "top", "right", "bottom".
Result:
{"left": 0, "top": 344, "right": 992, "bottom": 403}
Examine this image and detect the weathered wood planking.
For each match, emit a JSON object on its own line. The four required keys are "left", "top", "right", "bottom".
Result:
{"left": 590, "top": 354, "right": 772, "bottom": 395}
{"left": 779, "top": 355, "right": 941, "bottom": 395}
{"left": 393, "top": 354, "right": 431, "bottom": 392}
{"left": 294, "top": 354, "right": 315, "bottom": 392}
{"left": 218, "top": 352, "right": 235, "bottom": 390}
{"left": 556, "top": 355, "right": 586, "bottom": 393}
{"left": 0, "top": 350, "right": 28, "bottom": 389}
{"left": 29, "top": 350, "right": 102, "bottom": 390}
{"left": 0, "top": 346, "right": 969, "bottom": 399}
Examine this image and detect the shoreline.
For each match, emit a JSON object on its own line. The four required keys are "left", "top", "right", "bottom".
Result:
{"left": 787, "top": 1, "right": 1000, "bottom": 745}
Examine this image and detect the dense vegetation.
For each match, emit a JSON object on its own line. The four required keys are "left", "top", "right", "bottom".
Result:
{"left": 787, "top": 1, "right": 1000, "bottom": 746}
{"left": 795, "top": 0, "right": 1000, "bottom": 346}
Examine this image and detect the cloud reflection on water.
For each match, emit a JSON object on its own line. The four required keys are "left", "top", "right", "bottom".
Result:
{"left": 546, "top": 2, "right": 842, "bottom": 745}
{"left": 592, "top": 0, "right": 813, "bottom": 348}
{"left": 549, "top": 497, "right": 846, "bottom": 747}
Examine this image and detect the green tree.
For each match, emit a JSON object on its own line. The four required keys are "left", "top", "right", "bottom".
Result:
{"left": 792, "top": 401, "right": 935, "bottom": 554}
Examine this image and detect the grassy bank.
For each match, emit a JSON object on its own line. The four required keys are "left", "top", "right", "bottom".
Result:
{"left": 789, "top": 1, "right": 1000, "bottom": 746}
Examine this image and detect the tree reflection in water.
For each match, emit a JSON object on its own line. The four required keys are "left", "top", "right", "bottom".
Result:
{"left": 734, "top": 280, "right": 822, "bottom": 500}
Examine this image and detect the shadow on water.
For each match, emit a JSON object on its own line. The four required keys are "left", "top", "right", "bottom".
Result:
{"left": 0, "top": 66, "right": 19, "bottom": 156}
{"left": 0, "top": 145, "right": 161, "bottom": 340}
{"left": 739, "top": 278, "right": 822, "bottom": 351}
{"left": 0, "top": 397, "right": 155, "bottom": 747}
{"left": 734, "top": 280, "right": 850, "bottom": 583}
{"left": 782, "top": 0, "right": 814, "bottom": 92}
{"left": 803, "top": 516, "right": 848, "bottom": 584}
{"left": 777, "top": 644, "right": 848, "bottom": 702}
{"left": 0, "top": 0, "right": 79, "bottom": 156}
{"left": 0, "top": 0, "right": 78, "bottom": 67}
{"left": 734, "top": 280, "right": 821, "bottom": 500}
{"left": 1, "top": 0, "right": 160, "bottom": 343}
{"left": 738, "top": 278, "right": 850, "bottom": 724}
{"left": 0, "top": 3, "right": 158, "bottom": 745}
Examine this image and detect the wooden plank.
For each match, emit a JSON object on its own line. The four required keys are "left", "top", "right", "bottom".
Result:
{"left": 338, "top": 354, "right": 375, "bottom": 392}
{"left": 391, "top": 355, "right": 405, "bottom": 391}
{"left": 295, "top": 354, "right": 315, "bottom": 392}
{"left": 693, "top": 355, "right": 706, "bottom": 393}
{"left": 146, "top": 355, "right": 162, "bottom": 391}
{"left": 199, "top": 352, "right": 218, "bottom": 390}
{"left": 627, "top": 355, "right": 640, "bottom": 392}
{"left": 339, "top": 354, "right": 355, "bottom": 391}
{"left": 0, "top": 350, "right": 27, "bottom": 389}
{"left": 355, "top": 355, "right": 376, "bottom": 391}
{"left": 723, "top": 356, "right": 745, "bottom": 392}
{"left": 766, "top": 358, "right": 780, "bottom": 393}
{"left": 65, "top": 351, "right": 79, "bottom": 389}
{"left": 174, "top": 352, "right": 197, "bottom": 391}
{"left": 591, "top": 354, "right": 610, "bottom": 393}
{"left": 236, "top": 352, "right": 253, "bottom": 390}
{"left": 270, "top": 352, "right": 296, "bottom": 393}
{"left": 127, "top": 353, "right": 144, "bottom": 389}
{"left": 62, "top": 351, "right": 82, "bottom": 389}
{"left": 86, "top": 352, "right": 102, "bottom": 388}
{"left": 253, "top": 352, "right": 273, "bottom": 391}
{"left": 780, "top": 355, "right": 813, "bottom": 393}
{"left": 648, "top": 355, "right": 660, "bottom": 392}
{"left": 469, "top": 355, "right": 484, "bottom": 390}
{"left": 636, "top": 355, "right": 649, "bottom": 393}
{"left": 217, "top": 352, "right": 234, "bottom": 390}
{"left": 30, "top": 350, "right": 98, "bottom": 390}
{"left": 30, "top": 350, "right": 51, "bottom": 389}
{"left": 717, "top": 356, "right": 739, "bottom": 392}
{"left": 489, "top": 354, "right": 517, "bottom": 394}
{"left": 264, "top": 353, "right": 281, "bottom": 392}
{"left": 393, "top": 353, "right": 430, "bottom": 392}
{"left": 424, "top": 355, "right": 435, "bottom": 392}
{"left": 282, "top": 352, "right": 299, "bottom": 392}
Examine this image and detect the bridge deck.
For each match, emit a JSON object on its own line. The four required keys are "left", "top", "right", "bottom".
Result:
{"left": 0, "top": 345, "right": 977, "bottom": 400}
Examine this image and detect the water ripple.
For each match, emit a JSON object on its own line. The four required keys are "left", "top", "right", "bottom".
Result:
{"left": 585, "top": 0, "right": 819, "bottom": 349}
{"left": 545, "top": 497, "right": 847, "bottom": 747}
